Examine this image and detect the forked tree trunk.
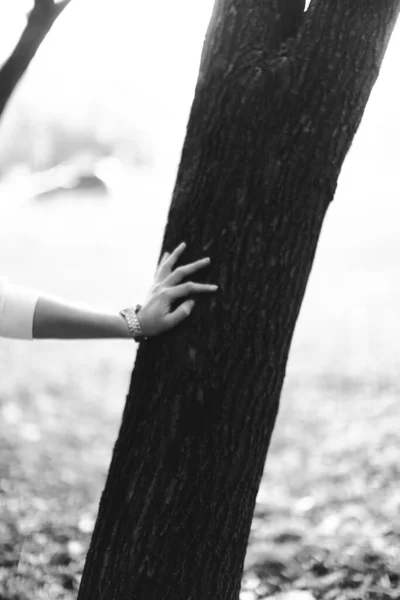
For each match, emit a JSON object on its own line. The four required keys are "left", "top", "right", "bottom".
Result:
{"left": 78, "top": 1, "right": 400, "bottom": 598}
{"left": 0, "top": 0, "right": 71, "bottom": 119}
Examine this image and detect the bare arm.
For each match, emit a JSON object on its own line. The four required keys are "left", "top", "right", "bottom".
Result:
{"left": 33, "top": 296, "right": 131, "bottom": 339}
{"left": 26, "top": 242, "right": 217, "bottom": 340}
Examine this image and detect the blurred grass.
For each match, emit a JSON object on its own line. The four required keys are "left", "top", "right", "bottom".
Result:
{"left": 1, "top": 174, "right": 400, "bottom": 599}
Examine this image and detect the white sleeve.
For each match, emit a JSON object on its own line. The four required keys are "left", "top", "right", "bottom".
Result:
{"left": 0, "top": 277, "right": 40, "bottom": 340}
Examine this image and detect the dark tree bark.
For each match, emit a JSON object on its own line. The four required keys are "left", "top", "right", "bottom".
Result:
{"left": 0, "top": 0, "right": 72, "bottom": 118}
{"left": 78, "top": 1, "right": 400, "bottom": 599}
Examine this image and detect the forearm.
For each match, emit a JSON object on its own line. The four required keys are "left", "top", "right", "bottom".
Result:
{"left": 33, "top": 295, "right": 131, "bottom": 340}
{"left": 0, "top": 243, "right": 217, "bottom": 341}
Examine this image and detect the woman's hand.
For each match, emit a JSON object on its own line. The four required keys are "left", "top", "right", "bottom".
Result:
{"left": 136, "top": 242, "right": 218, "bottom": 337}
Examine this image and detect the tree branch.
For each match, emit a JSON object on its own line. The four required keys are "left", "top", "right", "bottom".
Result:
{"left": 298, "top": 0, "right": 400, "bottom": 69}
{"left": 0, "top": 0, "right": 72, "bottom": 118}
{"left": 286, "top": 0, "right": 400, "bottom": 170}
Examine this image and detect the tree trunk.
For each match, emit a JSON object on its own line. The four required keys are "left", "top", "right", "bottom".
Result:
{"left": 0, "top": 0, "right": 71, "bottom": 119}
{"left": 78, "top": 1, "right": 400, "bottom": 598}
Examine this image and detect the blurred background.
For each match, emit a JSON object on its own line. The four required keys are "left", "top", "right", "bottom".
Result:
{"left": 1, "top": 1, "right": 400, "bottom": 599}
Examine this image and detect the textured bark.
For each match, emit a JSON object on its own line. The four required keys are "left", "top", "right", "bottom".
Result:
{"left": 0, "top": 0, "right": 71, "bottom": 119}
{"left": 78, "top": 1, "right": 400, "bottom": 599}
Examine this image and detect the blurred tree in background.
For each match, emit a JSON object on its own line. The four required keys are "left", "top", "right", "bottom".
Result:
{"left": 0, "top": 0, "right": 71, "bottom": 120}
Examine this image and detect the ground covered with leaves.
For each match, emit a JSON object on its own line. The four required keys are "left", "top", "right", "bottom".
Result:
{"left": 1, "top": 372, "right": 400, "bottom": 600}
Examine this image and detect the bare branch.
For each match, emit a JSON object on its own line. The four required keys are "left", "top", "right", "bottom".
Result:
{"left": 297, "top": 0, "right": 400, "bottom": 77}
{"left": 0, "top": 0, "right": 73, "bottom": 119}
{"left": 292, "top": 0, "right": 400, "bottom": 118}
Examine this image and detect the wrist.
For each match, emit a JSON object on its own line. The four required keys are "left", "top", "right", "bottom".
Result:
{"left": 119, "top": 305, "right": 147, "bottom": 342}
{"left": 117, "top": 313, "right": 132, "bottom": 338}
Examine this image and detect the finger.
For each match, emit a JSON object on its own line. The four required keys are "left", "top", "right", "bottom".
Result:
{"left": 164, "top": 299, "right": 195, "bottom": 328}
{"left": 156, "top": 250, "right": 171, "bottom": 274}
{"left": 167, "top": 281, "right": 218, "bottom": 300}
{"left": 164, "top": 242, "right": 186, "bottom": 269}
{"left": 161, "top": 251, "right": 170, "bottom": 263}
{"left": 164, "top": 257, "right": 211, "bottom": 285}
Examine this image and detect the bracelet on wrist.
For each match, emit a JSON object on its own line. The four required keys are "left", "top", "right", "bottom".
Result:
{"left": 119, "top": 304, "right": 147, "bottom": 342}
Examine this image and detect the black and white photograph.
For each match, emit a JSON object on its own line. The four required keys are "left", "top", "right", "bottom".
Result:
{"left": 1, "top": 1, "right": 400, "bottom": 599}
